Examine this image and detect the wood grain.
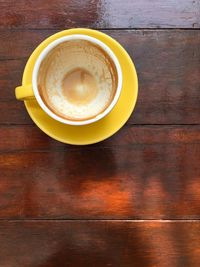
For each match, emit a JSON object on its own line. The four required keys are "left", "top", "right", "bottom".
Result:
{"left": 0, "top": 101, "right": 32, "bottom": 125}
{"left": 1, "top": 30, "right": 200, "bottom": 124}
{"left": 0, "top": 125, "right": 200, "bottom": 219}
{"left": 0, "top": 221, "right": 200, "bottom": 267}
{"left": 1, "top": 0, "right": 200, "bottom": 265}
{"left": 0, "top": 0, "right": 199, "bottom": 29}
{"left": 1, "top": 125, "right": 200, "bottom": 151}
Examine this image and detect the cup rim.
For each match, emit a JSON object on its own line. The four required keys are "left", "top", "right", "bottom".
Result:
{"left": 32, "top": 34, "right": 123, "bottom": 126}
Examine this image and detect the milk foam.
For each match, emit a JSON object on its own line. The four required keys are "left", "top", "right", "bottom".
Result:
{"left": 38, "top": 40, "right": 117, "bottom": 121}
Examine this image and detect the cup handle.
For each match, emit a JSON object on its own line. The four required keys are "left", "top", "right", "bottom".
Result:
{"left": 15, "top": 84, "right": 35, "bottom": 100}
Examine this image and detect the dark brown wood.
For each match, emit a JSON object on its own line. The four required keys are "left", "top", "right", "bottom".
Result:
{"left": 0, "top": 221, "right": 200, "bottom": 267}
{"left": 0, "top": 0, "right": 199, "bottom": 29}
{"left": 0, "top": 101, "right": 33, "bottom": 125}
{"left": 1, "top": 0, "right": 200, "bottom": 264}
{"left": 0, "top": 125, "right": 200, "bottom": 219}
{"left": 1, "top": 30, "right": 200, "bottom": 124}
{"left": 0, "top": 60, "right": 25, "bottom": 98}
{"left": 1, "top": 125, "right": 200, "bottom": 151}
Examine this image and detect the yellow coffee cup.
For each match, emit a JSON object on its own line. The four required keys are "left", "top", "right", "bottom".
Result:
{"left": 15, "top": 34, "right": 123, "bottom": 126}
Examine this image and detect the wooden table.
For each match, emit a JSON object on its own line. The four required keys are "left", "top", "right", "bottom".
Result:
{"left": 0, "top": 0, "right": 200, "bottom": 266}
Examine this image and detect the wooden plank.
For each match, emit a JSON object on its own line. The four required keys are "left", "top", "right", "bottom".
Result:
{"left": 0, "top": 60, "right": 25, "bottom": 99}
{"left": 0, "top": 221, "right": 200, "bottom": 267}
{"left": 1, "top": 30, "right": 200, "bottom": 124}
{"left": 1, "top": 125, "right": 200, "bottom": 151}
{"left": 0, "top": 101, "right": 33, "bottom": 125}
{"left": 0, "top": 0, "right": 199, "bottom": 29}
{"left": 0, "top": 125, "right": 200, "bottom": 219}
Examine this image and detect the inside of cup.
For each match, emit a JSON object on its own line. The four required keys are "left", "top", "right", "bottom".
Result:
{"left": 37, "top": 37, "right": 119, "bottom": 123}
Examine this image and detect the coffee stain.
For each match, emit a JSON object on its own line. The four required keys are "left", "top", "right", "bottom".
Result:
{"left": 62, "top": 68, "right": 98, "bottom": 105}
{"left": 37, "top": 39, "right": 118, "bottom": 121}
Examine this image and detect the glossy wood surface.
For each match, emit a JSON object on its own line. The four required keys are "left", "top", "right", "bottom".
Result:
{"left": 1, "top": 0, "right": 200, "bottom": 265}
{"left": 0, "top": 125, "right": 200, "bottom": 219}
{"left": 1, "top": 221, "right": 200, "bottom": 267}
{"left": 0, "top": 0, "right": 199, "bottom": 29}
{"left": 1, "top": 30, "right": 200, "bottom": 124}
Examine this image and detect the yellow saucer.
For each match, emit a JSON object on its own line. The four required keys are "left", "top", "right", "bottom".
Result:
{"left": 22, "top": 29, "right": 138, "bottom": 145}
